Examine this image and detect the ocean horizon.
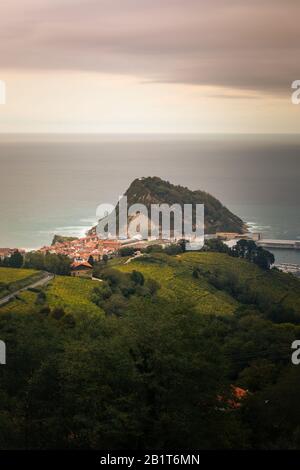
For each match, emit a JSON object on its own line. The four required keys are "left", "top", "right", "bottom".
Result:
{"left": 1, "top": 134, "right": 299, "bottom": 264}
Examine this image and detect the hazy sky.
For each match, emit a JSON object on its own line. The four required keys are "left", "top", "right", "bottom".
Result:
{"left": 0, "top": 0, "right": 299, "bottom": 133}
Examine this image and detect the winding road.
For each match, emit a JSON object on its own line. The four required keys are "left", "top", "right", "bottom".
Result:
{"left": 0, "top": 273, "right": 54, "bottom": 307}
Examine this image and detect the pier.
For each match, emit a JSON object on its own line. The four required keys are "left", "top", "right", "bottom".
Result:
{"left": 257, "top": 239, "right": 300, "bottom": 250}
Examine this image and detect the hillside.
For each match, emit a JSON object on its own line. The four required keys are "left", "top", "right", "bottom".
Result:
{"left": 124, "top": 177, "right": 244, "bottom": 233}
{"left": 1, "top": 253, "right": 300, "bottom": 449}
{"left": 0, "top": 267, "right": 39, "bottom": 284}
{"left": 0, "top": 275, "right": 104, "bottom": 316}
{"left": 2, "top": 253, "right": 300, "bottom": 318}
{"left": 0, "top": 267, "right": 43, "bottom": 299}
{"left": 117, "top": 252, "right": 237, "bottom": 315}
{"left": 90, "top": 176, "right": 245, "bottom": 236}
{"left": 51, "top": 235, "right": 79, "bottom": 246}
{"left": 115, "top": 252, "right": 300, "bottom": 317}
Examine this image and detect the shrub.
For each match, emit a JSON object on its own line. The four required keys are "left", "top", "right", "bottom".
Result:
{"left": 130, "top": 270, "right": 144, "bottom": 286}
{"left": 52, "top": 307, "right": 65, "bottom": 320}
{"left": 119, "top": 247, "right": 136, "bottom": 257}
{"left": 40, "top": 305, "right": 51, "bottom": 316}
{"left": 35, "top": 291, "right": 47, "bottom": 305}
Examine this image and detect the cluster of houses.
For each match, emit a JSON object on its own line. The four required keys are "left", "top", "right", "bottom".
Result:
{"left": 39, "top": 235, "right": 121, "bottom": 263}
{"left": 38, "top": 235, "right": 122, "bottom": 277}
{"left": 0, "top": 230, "right": 264, "bottom": 278}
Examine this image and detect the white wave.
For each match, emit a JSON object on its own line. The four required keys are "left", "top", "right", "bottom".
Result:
{"left": 79, "top": 217, "right": 98, "bottom": 224}
{"left": 246, "top": 221, "right": 271, "bottom": 232}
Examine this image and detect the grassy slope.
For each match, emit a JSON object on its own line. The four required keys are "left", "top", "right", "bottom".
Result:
{"left": 116, "top": 252, "right": 300, "bottom": 315}
{"left": 0, "top": 276, "right": 104, "bottom": 316}
{"left": 0, "top": 267, "right": 43, "bottom": 299}
{"left": 1, "top": 291, "right": 38, "bottom": 314}
{"left": 1, "top": 253, "right": 300, "bottom": 317}
{"left": 46, "top": 276, "right": 104, "bottom": 315}
{"left": 179, "top": 252, "right": 300, "bottom": 312}
{"left": 0, "top": 267, "right": 39, "bottom": 284}
{"left": 117, "top": 253, "right": 238, "bottom": 315}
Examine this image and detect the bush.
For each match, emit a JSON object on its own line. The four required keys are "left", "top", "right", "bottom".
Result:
{"left": 205, "top": 239, "right": 231, "bottom": 254}
{"left": 52, "top": 307, "right": 65, "bottom": 320}
{"left": 130, "top": 270, "right": 144, "bottom": 286}
{"left": 35, "top": 291, "right": 47, "bottom": 305}
{"left": 231, "top": 240, "right": 275, "bottom": 270}
{"left": 143, "top": 244, "right": 164, "bottom": 254}
{"left": 164, "top": 244, "right": 183, "bottom": 256}
{"left": 119, "top": 247, "right": 136, "bottom": 257}
{"left": 103, "top": 293, "right": 128, "bottom": 316}
{"left": 62, "top": 314, "right": 76, "bottom": 328}
{"left": 9, "top": 251, "right": 24, "bottom": 268}
{"left": 39, "top": 305, "right": 51, "bottom": 316}
{"left": 145, "top": 278, "right": 160, "bottom": 296}
{"left": 25, "top": 252, "right": 71, "bottom": 275}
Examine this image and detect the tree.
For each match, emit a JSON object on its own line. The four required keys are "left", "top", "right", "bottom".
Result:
{"left": 102, "top": 254, "right": 109, "bottom": 264}
{"left": 39, "top": 305, "right": 51, "bottom": 316}
{"left": 238, "top": 358, "right": 277, "bottom": 392}
{"left": 178, "top": 239, "right": 187, "bottom": 252}
{"left": 130, "top": 270, "right": 144, "bottom": 286}
{"left": 164, "top": 244, "right": 182, "bottom": 255}
{"left": 205, "top": 239, "right": 231, "bottom": 254}
{"left": 231, "top": 239, "right": 249, "bottom": 258}
{"left": 103, "top": 293, "right": 128, "bottom": 316}
{"left": 52, "top": 307, "right": 65, "bottom": 320}
{"left": 145, "top": 278, "right": 160, "bottom": 295}
{"left": 24, "top": 252, "right": 45, "bottom": 270}
{"left": 242, "top": 367, "right": 300, "bottom": 449}
{"left": 253, "top": 247, "right": 275, "bottom": 270}
{"left": 232, "top": 240, "right": 275, "bottom": 270}
{"left": 88, "top": 255, "right": 94, "bottom": 266}
{"left": 119, "top": 246, "right": 136, "bottom": 257}
{"left": 25, "top": 251, "right": 71, "bottom": 275}
{"left": 144, "top": 244, "right": 163, "bottom": 254}
{"left": 35, "top": 291, "right": 47, "bottom": 305}
{"left": 9, "top": 250, "right": 23, "bottom": 268}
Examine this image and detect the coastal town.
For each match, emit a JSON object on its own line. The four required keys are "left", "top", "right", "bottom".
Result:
{"left": 0, "top": 231, "right": 251, "bottom": 265}
{"left": 39, "top": 235, "right": 121, "bottom": 263}
{"left": 1, "top": 229, "right": 300, "bottom": 277}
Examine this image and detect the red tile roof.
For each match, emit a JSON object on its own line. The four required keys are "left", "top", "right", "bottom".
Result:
{"left": 71, "top": 261, "right": 93, "bottom": 270}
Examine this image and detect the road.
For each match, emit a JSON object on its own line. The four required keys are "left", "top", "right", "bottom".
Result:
{"left": 124, "top": 253, "right": 144, "bottom": 264}
{"left": 0, "top": 273, "right": 54, "bottom": 307}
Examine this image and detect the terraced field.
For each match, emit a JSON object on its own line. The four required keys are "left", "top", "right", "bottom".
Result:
{"left": 2, "top": 252, "right": 300, "bottom": 319}
{"left": 116, "top": 252, "right": 300, "bottom": 315}
{"left": 0, "top": 275, "right": 104, "bottom": 316}
{"left": 46, "top": 276, "right": 104, "bottom": 315}
{"left": 0, "top": 267, "right": 43, "bottom": 299}
{"left": 0, "top": 291, "right": 38, "bottom": 314}
{"left": 117, "top": 253, "right": 238, "bottom": 315}
{"left": 0, "top": 267, "right": 39, "bottom": 284}
{"left": 179, "top": 252, "right": 300, "bottom": 312}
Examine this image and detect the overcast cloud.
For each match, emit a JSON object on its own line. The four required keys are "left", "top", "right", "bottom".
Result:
{"left": 0, "top": 0, "right": 299, "bottom": 94}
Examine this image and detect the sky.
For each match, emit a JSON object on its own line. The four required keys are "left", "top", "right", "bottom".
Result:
{"left": 0, "top": 0, "right": 300, "bottom": 133}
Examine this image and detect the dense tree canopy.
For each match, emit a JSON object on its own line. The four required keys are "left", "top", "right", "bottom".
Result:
{"left": 24, "top": 252, "right": 71, "bottom": 275}
{"left": 0, "top": 250, "right": 299, "bottom": 450}
{"left": 8, "top": 250, "right": 24, "bottom": 268}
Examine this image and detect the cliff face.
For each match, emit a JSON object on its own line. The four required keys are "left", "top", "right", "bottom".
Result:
{"left": 119, "top": 177, "right": 245, "bottom": 234}
{"left": 89, "top": 176, "right": 245, "bottom": 236}
{"left": 51, "top": 235, "right": 78, "bottom": 246}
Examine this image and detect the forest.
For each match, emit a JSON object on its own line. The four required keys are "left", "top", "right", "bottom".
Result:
{"left": 0, "top": 249, "right": 300, "bottom": 449}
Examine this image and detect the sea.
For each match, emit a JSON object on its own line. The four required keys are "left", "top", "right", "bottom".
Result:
{"left": 0, "top": 134, "right": 299, "bottom": 265}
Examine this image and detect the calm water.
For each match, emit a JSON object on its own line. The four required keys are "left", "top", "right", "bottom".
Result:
{"left": 0, "top": 134, "right": 299, "bottom": 264}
